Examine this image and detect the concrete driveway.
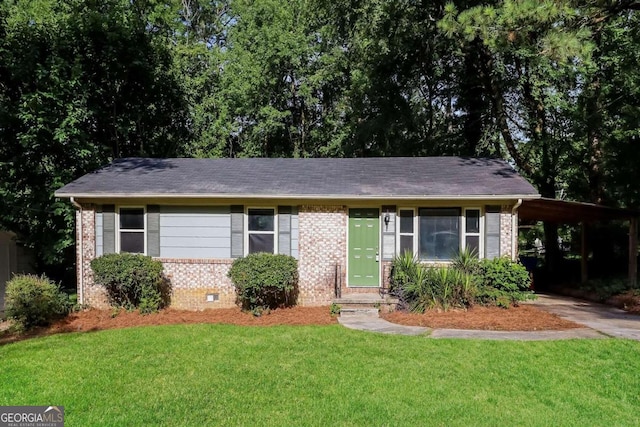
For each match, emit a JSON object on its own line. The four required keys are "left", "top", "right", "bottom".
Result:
{"left": 530, "top": 293, "right": 640, "bottom": 340}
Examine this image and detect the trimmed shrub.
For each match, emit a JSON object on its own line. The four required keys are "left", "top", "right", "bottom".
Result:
{"left": 91, "top": 253, "right": 169, "bottom": 314}
{"left": 228, "top": 253, "right": 298, "bottom": 311}
{"left": 579, "top": 277, "right": 632, "bottom": 301}
{"left": 5, "top": 274, "right": 69, "bottom": 331}
{"left": 476, "top": 257, "right": 535, "bottom": 305}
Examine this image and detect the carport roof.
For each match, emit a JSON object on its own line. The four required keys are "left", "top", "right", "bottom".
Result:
{"left": 519, "top": 198, "right": 640, "bottom": 223}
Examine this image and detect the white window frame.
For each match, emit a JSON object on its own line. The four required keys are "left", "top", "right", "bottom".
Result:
{"left": 396, "top": 208, "right": 417, "bottom": 256}
{"left": 245, "top": 207, "right": 278, "bottom": 255}
{"left": 116, "top": 206, "right": 147, "bottom": 255}
{"left": 462, "top": 207, "right": 484, "bottom": 258}
{"left": 397, "top": 207, "right": 486, "bottom": 261}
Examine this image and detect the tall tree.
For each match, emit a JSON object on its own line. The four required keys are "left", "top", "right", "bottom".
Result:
{"left": 439, "top": 0, "right": 595, "bottom": 269}
{"left": 0, "top": 0, "right": 188, "bottom": 278}
{"left": 139, "top": 0, "right": 233, "bottom": 158}
{"left": 218, "top": 0, "right": 353, "bottom": 157}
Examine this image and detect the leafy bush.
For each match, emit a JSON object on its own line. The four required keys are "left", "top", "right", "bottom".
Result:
{"left": 91, "top": 253, "right": 169, "bottom": 314}
{"left": 476, "top": 257, "right": 534, "bottom": 305}
{"left": 330, "top": 303, "right": 341, "bottom": 316}
{"left": 391, "top": 253, "right": 478, "bottom": 312}
{"left": 579, "top": 277, "right": 633, "bottom": 301}
{"left": 452, "top": 247, "right": 480, "bottom": 275}
{"left": 228, "top": 253, "right": 298, "bottom": 311}
{"left": 5, "top": 274, "right": 69, "bottom": 331}
{"left": 389, "top": 251, "right": 420, "bottom": 294}
{"left": 390, "top": 252, "right": 535, "bottom": 311}
{"left": 407, "top": 266, "right": 478, "bottom": 312}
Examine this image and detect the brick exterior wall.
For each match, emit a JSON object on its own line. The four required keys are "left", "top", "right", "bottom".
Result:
{"left": 297, "top": 205, "right": 347, "bottom": 305}
{"left": 77, "top": 203, "right": 239, "bottom": 309}
{"left": 76, "top": 204, "right": 109, "bottom": 308}
{"left": 76, "top": 202, "right": 520, "bottom": 310}
{"left": 500, "top": 205, "right": 514, "bottom": 259}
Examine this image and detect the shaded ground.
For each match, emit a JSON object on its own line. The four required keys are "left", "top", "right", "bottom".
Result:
{"left": 382, "top": 305, "right": 582, "bottom": 331}
{"left": 556, "top": 288, "right": 640, "bottom": 314}
{"left": 0, "top": 303, "right": 585, "bottom": 345}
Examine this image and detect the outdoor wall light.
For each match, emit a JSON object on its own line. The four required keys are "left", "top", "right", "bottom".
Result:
{"left": 384, "top": 212, "right": 391, "bottom": 230}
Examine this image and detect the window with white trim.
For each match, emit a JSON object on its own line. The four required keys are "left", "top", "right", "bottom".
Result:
{"left": 418, "top": 208, "right": 461, "bottom": 261}
{"left": 247, "top": 208, "right": 275, "bottom": 254}
{"left": 398, "top": 209, "right": 416, "bottom": 255}
{"left": 119, "top": 207, "right": 145, "bottom": 254}
{"left": 397, "top": 207, "right": 486, "bottom": 261}
{"left": 463, "top": 208, "right": 481, "bottom": 258}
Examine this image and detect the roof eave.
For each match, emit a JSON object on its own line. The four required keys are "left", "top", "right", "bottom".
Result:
{"left": 55, "top": 192, "right": 541, "bottom": 201}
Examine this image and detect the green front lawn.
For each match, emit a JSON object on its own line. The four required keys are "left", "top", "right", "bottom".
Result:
{"left": 2, "top": 325, "right": 639, "bottom": 426}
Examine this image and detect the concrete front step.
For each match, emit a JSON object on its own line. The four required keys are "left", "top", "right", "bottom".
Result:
{"left": 334, "top": 294, "right": 399, "bottom": 315}
{"left": 339, "top": 307, "right": 380, "bottom": 317}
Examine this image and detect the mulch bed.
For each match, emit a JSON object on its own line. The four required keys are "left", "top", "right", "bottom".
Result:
{"left": 381, "top": 305, "right": 582, "bottom": 331}
{"left": 1, "top": 304, "right": 582, "bottom": 345}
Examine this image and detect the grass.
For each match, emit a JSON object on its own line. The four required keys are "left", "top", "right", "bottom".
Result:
{"left": 1, "top": 325, "right": 640, "bottom": 426}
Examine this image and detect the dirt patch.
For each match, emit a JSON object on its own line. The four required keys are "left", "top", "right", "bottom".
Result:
{"left": 607, "top": 291, "right": 640, "bottom": 314}
{"left": 1, "top": 303, "right": 585, "bottom": 345}
{"left": 381, "top": 305, "right": 582, "bottom": 331}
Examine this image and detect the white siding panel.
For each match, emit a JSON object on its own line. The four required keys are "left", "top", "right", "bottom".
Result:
{"left": 159, "top": 206, "right": 231, "bottom": 259}
{"left": 161, "top": 215, "right": 230, "bottom": 228}
{"left": 161, "top": 226, "right": 230, "bottom": 238}
{"left": 161, "top": 236, "right": 230, "bottom": 248}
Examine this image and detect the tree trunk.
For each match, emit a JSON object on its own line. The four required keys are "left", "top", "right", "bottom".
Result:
{"left": 460, "top": 38, "right": 485, "bottom": 156}
{"left": 586, "top": 25, "right": 605, "bottom": 204}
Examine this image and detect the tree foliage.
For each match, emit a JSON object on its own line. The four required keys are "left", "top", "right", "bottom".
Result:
{"left": 0, "top": 0, "right": 188, "bottom": 278}
{"left": 2, "top": 0, "right": 640, "bottom": 280}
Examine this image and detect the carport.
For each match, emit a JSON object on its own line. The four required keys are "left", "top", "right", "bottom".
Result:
{"left": 519, "top": 198, "right": 640, "bottom": 285}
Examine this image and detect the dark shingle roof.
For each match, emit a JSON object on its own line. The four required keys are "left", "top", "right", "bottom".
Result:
{"left": 55, "top": 157, "right": 539, "bottom": 199}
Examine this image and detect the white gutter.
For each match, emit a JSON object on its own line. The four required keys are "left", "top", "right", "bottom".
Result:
{"left": 70, "top": 197, "right": 84, "bottom": 305}
{"left": 512, "top": 199, "right": 523, "bottom": 261}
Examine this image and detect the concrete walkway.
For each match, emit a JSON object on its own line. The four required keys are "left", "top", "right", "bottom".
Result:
{"left": 339, "top": 293, "right": 640, "bottom": 340}
{"left": 338, "top": 315, "right": 428, "bottom": 336}
{"left": 530, "top": 293, "right": 640, "bottom": 340}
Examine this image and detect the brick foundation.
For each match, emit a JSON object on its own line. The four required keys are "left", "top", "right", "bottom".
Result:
{"left": 160, "top": 259, "right": 236, "bottom": 309}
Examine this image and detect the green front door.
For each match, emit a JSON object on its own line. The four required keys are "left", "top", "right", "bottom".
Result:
{"left": 348, "top": 208, "right": 380, "bottom": 287}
